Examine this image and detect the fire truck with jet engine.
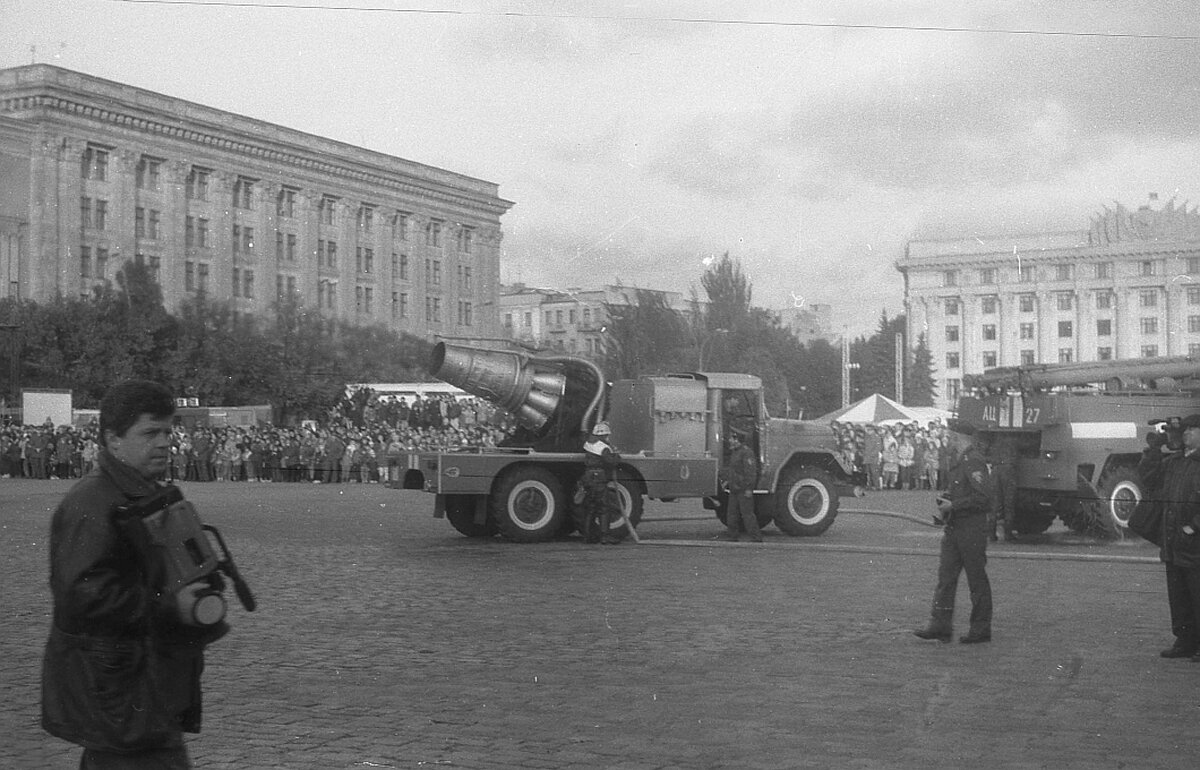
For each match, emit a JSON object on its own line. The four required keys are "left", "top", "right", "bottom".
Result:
{"left": 956, "top": 355, "right": 1200, "bottom": 536}
{"left": 397, "top": 342, "right": 859, "bottom": 542}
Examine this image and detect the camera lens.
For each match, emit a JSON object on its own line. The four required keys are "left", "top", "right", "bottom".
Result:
{"left": 191, "top": 592, "right": 228, "bottom": 626}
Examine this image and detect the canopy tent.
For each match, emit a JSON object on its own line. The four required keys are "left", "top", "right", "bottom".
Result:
{"left": 818, "top": 394, "right": 925, "bottom": 425}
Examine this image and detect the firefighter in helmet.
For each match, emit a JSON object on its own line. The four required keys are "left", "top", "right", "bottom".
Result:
{"left": 579, "top": 421, "right": 625, "bottom": 544}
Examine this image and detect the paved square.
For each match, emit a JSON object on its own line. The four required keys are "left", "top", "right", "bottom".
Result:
{"left": 2, "top": 481, "right": 1191, "bottom": 769}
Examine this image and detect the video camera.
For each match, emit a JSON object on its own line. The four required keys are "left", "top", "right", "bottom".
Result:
{"left": 1147, "top": 417, "right": 1184, "bottom": 453}
{"left": 115, "top": 485, "right": 256, "bottom": 627}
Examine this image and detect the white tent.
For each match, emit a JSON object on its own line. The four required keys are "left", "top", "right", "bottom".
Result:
{"left": 818, "top": 394, "right": 925, "bottom": 425}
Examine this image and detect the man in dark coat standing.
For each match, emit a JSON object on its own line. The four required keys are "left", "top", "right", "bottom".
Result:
{"left": 721, "top": 428, "right": 762, "bottom": 542}
{"left": 42, "top": 380, "right": 226, "bottom": 768}
{"left": 1140, "top": 413, "right": 1200, "bottom": 661}
{"left": 914, "top": 419, "right": 993, "bottom": 644}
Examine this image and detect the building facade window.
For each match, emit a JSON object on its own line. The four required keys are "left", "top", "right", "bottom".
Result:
{"left": 277, "top": 187, "right": 297, "bottom": 218}
{"left": 426, "top": 219, "right": 443, "bottom": 247}
{"left": 135, "top": 156, "right": 161, "bottom": 191}
{"left": 1140, "top": 317, "right": 1159, "bottom": 334}
{"left": 981, "top": 324, "right": 996, "bottom": 341}
{"left": 1055, "top": 264, "right": 1073, "bottom": 281}
{"left": 945, "top": 325, "right": 959, "bottom": 342}
{"left": 1142, "top": 345, "right": 1159, "bottom": 357}
{"left": 1096, "top": 291, "right": 1113, "bottom": 309}
{"left": 1020, "top": 350, "right": 1035, "bottom": 365}
{"left": 1020, "top": 323, "right": 1035, "bottom": 339}
{"left": 319, "top": 196, "right": 337, "bottom": 225}
{"left": 982, "top": 351, "right": 997, "bottom": 368}
{"left": 458, "top": 226, "right": 474, "bottom": 254}
{"left": 393, "top": 212, "right": 409, "bottom": 241}
{"left": 1097, "top": 319, "right": 1112, "bottom": 336}
{"left": 185, "top": 167, "right": 209, "bottom": 201}
{"left": 944, "top": 298, "right": 959, "bottom": 315}
{"left": 82, "top": 145, "right": 109, "bottom": 181}
{"left": 1189, "top": 286, "right": 1200, "bottom": 305}
{"left": 1059, "top": 348, "right": 1074, "bottom": 363}
{"left": 1018, "top": 265, "right": 1037, "bottom": 283}
{"left": 946, "top": 352, "right": 960, "bottom": 369}
{"left": 1095, "top": 262, "right": 1112, "bottom": 279}
{"left": 981, "top": 296, "right": 997, "bottom": 314}
{"left": 1097, "top": 346, "right": 1113, "bottom": 360}
{"left": 233, "top": 177, "right": 255, "bottom": 210}
{"left": 1058, "top": 321, "right": 1073, "bottom": 338}
{"left": 356, "top": 247, "right": 374, "bottom": 274}
{"left": 1189, "top": 316, "right": 1200, "bottom": 334}
{"left": 1188, "top": 257, "right": 1200, "bottom": 275}
{"left": 1140, "top": 289, "right": 1158, "bottom": 307}
{"left": 942, "top": 270, "right": 958, "bottom": 287}
{"left": 1056, "top": 293, "right": 1073, "bottom": 311}
{"left": 978, "top": 267, "right": 997, "bottom": 285}
{"left": 1019, "top": 294, "right": 1035, "bottom": 312}
{"left": 1140, "top": 260, "right": 1157, "bottom": 277}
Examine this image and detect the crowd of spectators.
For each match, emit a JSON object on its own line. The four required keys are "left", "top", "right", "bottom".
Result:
{"left": 831, "top": 419, "right": 952, "bottom": 491}
{"left": 0, "top": 391, "right": 515, "bottom": 484}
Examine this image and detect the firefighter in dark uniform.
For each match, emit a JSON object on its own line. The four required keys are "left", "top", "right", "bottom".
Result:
{"left": 1138, "top": 413, "right": 1200, "bottom": 661}
{"left": 720, "top": 427, "right": 762, "bottom": 542}
{"left": 914, "top": 418, "right": 994, "bottom": 644}
{"left": 580, "top": 421, "right": 622, "bottom": 544}
{"left": 987, "top": 433, "right": 1018, "bottom": 542}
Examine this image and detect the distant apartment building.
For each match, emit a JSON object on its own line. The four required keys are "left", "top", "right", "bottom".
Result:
{"left": 0, "top": 64, "right": 512, "bottom": 340}
{"left": 896, "top": 197, "right": 1200, "bottom": 410}
{"left": 774, "top": 302, "right": 836, "bottom": 345}
{"left": 500, "top": 283, "right": 700, "bottom": 358}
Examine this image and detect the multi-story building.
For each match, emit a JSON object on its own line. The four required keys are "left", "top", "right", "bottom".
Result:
{"left": 0, "top": 64, "right": 513, "bottom": 340}
{"left": 774, "top": 302, "right": 836, "bottom": 345}
{"left": 896, "top": 198, "right": 1200, "bottom": 410}
{"left": 500, "top": 283, "right": 701, "bottom": 359}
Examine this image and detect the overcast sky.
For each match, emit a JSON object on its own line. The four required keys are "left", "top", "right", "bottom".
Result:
{"left": 4, "top": 1, "right": 1199, "bottom": 336}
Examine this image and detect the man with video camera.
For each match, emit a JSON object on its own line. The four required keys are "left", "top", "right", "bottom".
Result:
{"left": 41, "top": 380, "right": 235, "bottom": 768}
{"left": 1137, "top": 413, "right": 1200, "bottom": 662}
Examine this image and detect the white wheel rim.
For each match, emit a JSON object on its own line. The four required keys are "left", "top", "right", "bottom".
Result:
{"left": 787, "top": 479, "right": 831, "bottom": 526}
{"left": 1107, "top": 480, "right": 1140, "bottom": 528}
{"left": 508, "top": 480, "right": 556, "bottom": 531}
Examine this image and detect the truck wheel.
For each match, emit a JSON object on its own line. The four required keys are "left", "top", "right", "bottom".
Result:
{"left": 490, "top": 466, "right": 566, "bottom": 542}
{"left": 772, "top": 466, "right": 839, "bottom": 537}
{"left": 444, "top": 494, "right": 497, "bottom": 538}
{"left": 612, "top": 471, "right": 645, "bottom": 527}
{"left": 1096, "top": 466, "right": 1142, "bottom": 534}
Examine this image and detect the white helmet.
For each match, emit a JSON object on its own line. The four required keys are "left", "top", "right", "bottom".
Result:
{"left": 591, "top": 421, "right": 611, "bottom": 436}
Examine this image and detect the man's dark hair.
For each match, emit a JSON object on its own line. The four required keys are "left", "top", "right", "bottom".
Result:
{"left": 99, "top": 380, "right": 175, "bottom": 447}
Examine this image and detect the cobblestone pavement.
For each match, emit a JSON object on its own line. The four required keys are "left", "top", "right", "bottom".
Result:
{"left": 3, "top": 480, "right": 1194, "bottom": 770}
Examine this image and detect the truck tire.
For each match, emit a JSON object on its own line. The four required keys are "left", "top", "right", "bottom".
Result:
{"left": 612, "top": 470, "right": 645, "bottom": 528}
{"left": 444, "top": 494, "right": 497, "bottom": 538}
{"left": 490, "top": 466, "right": 567, "bottom": 542}
{"left": 772, "top": 466, "right": 839, "bottom": 537}
{"left": 1096, "top": 466, "right": 1142, "bottom": 534}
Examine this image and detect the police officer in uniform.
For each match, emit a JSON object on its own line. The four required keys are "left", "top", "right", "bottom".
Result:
{"left": 914, "top": 418, "right": 994, "bottom": 644}
{"left": 720, "top": 427, "right": 762, "bottom": 542}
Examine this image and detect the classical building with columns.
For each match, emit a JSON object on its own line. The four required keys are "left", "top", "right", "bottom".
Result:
{"left": 0, "top": 64, "right": 512, "bottom": 340}
{"left": 896, "top": 198, "right": 1200, "bottom": 410}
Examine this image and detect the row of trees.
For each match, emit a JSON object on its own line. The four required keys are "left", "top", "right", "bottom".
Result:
{"left": 601, "top": 253, "right": 937, "bottom": 419}
{"left": 0, "top": 254, "right": 935, "bottom": 424}
{"left": 0, "top": 261, "right": 430, "bottom": 423}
